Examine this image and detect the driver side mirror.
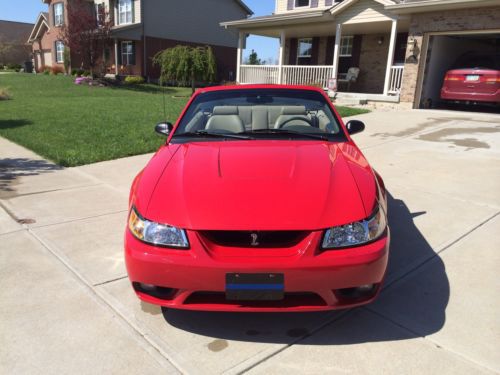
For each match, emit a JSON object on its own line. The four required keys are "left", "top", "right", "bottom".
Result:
{"left": 155, "top": 122, "right": 173, "bottom": 137}
{"left": 345, "top": 120, "right": 365, "bottom": 135}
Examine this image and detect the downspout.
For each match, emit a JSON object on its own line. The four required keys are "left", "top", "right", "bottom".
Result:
{"left": 141, "top": 0, "right": 147, "bottom": 80}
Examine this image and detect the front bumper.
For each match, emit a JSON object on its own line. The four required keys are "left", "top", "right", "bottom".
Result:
{"left": 125, "top": 229, "right": 389, "bottom": 312}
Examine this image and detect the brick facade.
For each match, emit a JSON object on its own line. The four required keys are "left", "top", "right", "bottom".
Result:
{"left": 400, "top": 6, "right": 500, "bottom": 105}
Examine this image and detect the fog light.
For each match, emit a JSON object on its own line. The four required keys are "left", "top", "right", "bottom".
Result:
{"left": 357, "top": 284, "right": 375, "bottom": 292}
{"left": 139, "top": 283, "right": 156, "bottom": 291}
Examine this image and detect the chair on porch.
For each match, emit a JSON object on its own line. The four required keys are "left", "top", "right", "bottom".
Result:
{"left": 337, "top": 67, "right": 360, "bottom": 92}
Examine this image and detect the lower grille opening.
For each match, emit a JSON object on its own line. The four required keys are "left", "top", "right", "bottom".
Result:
{"left": 184, "top": 291, "right": 326, "bottom": 307}
{"left": 133, "top": 282, "right": 178, "bottom": 300}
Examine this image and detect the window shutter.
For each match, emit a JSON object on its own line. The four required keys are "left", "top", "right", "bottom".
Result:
{"left": 352, "top": 35, "right": 362, "bottom": 67}
{"left": 311, "top": 37, "right": 320, "bottom": 64}
{"left": 130, "top": 42, "right": 136, "bottom": 65}
{"left": 325, "top": 36, "right": 335, "bottom": 63}
{"left": 117, "top": 43, "right": 122, "bottom": 65}
{"left": 289, "top": 38, "right": 298, "bottom": 65}
{"left": 131, "top": 0, "right": 135, "bottom": 23}
{"left": 325, "top": 0, "right": 333, "bottom": 6}
{"left": 311, "top": 0, "right": 319, "bottom": 8}
{"left": 287, "top": 0, "right": 294, "bottom": 10}
{"left": 61, "top": 3, "right": 64, "bottom": 25}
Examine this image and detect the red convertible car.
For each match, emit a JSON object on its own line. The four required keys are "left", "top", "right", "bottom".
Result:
{"left": 125, "top": 85, "right": 389, "bottom": 312}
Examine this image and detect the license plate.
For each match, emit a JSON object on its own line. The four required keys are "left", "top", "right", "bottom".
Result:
{"left": 226, "top": 273, "right": 284, "bottom": 301}
{"left": 465, "top": 75, "right": 479, "bottom": 81}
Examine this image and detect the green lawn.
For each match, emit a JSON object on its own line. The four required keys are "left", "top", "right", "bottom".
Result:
{"left": 0, "top": 74, "right": 369, "bottom": 167}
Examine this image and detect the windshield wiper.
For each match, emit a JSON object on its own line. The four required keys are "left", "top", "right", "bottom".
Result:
{"left": 174, "top": 130, "right": 253, "bottom": 140}
{"left": 248, "top": 129, "right": 329, "bottom": 141}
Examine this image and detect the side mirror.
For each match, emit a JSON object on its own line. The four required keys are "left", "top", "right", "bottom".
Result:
{"left": 155, "top": 122, "right": 173, "bottom": 137}
{"left": 345, "top": 120, "right": 365, "bottom": 135}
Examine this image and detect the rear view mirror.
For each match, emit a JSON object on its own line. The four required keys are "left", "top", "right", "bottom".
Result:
{"left": 345, "top": 120, "right": 365, "bottom": 135}
{"left": 155, "top": 122, "right": 173, "bottom": 137}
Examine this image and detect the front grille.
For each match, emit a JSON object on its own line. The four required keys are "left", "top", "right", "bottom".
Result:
{"left": 200, "top": 230, "right": 309, "bottom": 248}
{"left": 184, "top": 292, "right": 326, "bottom": 307}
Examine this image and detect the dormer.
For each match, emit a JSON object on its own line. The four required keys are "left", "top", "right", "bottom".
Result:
{"left": 275, "top": 0, "right": 343, "bottom": 14}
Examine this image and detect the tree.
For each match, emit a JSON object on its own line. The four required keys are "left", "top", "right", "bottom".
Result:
{"left": 60, "top": 0, "right": 113, "bottom": 77}
{"left": 0, "top": 36, "right": 12, "bottom": 65}
{"left": 246, "top": 49, "right": 261, "bottom": 65}
{"left": 153, "top": 45, "right": 217, "bottom": 94}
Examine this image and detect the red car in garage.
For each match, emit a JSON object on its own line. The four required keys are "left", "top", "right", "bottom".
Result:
{"left": 125, "top": 85, "right": 389, "bottom": 312}
{"left": 441, "top": 53, "right": 500, "bottom": 105}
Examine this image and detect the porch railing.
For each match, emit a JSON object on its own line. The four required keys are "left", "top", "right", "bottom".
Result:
{"left": 240, "top": 65, "right": 280, "bottom": 84}
{"left": 282, "top": 66, "right": 334, "bottom": 88}
{"left": 388, "top": 65, "right": 404, "bottom": 95}
{"left": 240, "top": 64, "right": 405, "bottom": 95}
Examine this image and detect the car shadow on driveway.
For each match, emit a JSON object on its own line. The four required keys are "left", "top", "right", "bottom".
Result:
{"left": 161, "top": 192, "right": 449, "bottom": 345}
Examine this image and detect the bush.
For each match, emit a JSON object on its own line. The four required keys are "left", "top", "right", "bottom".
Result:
{"left": 38, "top": 65, "right": 51, "bottom": 74}
{"left": 51, "top": 66, "right": 65, "bottom": 75}
{"left": 0, "top": 87, "right": 11, "bottom": 100}
{"left": 124, "top": 75, "right": 145, "bottom": 85}
{"left": 6, "top": 63, "right": 22, "bottom": 70}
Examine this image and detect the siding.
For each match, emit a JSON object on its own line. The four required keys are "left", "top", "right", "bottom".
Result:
{"left": 335, "top": 0, "right": 394, "bottom": 24}
{"left": 275, "top": 0, "right": 336, "bottom": 14}
{"left": 143, "top": 0, "right": 249, "bottom": 48}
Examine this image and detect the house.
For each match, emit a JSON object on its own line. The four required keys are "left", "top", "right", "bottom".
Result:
{"left": 28, "top": 0, "right": 253, "bottom": 80}
{"left": 221, "top": 0, "right": 500, "bottom": 108}
{"left": 0, "top": 20, "right": 34, "bottom": 66}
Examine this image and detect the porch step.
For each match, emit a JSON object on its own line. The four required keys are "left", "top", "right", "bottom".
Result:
{"left": 332, "top": 98, "right": 365, "bottom": 106}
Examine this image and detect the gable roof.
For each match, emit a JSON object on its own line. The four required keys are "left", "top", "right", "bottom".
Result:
{"left": 329, "top": 0, "right": 394, "bottom": 15}
{"left": 0, "top": 20, "right": 35, "bottom": 44}
{"left": 27, "top": 12, "right": 49, "bottom": 43}
{"left": 234, "top": 0, "right": 253, "bottom": 15}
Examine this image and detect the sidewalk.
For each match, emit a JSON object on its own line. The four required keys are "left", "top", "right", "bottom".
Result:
{"left": 1, "top": 109, "right": 499, "bottom": 374}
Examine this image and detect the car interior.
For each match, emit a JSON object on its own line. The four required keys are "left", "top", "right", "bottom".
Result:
{"left": 183, "top": 105, "right": 339, "bottom": 134}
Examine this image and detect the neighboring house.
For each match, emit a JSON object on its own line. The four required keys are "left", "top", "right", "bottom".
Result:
{"left": 0, "top": 20, "right": 34, "bottom": 66}
{"left": 28, "top": 0, "right": 252, "bottom": 80}
{"left": 221, "top": 0, "right": 500, "bottom": 108}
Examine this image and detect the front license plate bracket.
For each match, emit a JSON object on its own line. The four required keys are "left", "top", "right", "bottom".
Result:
{"left": 225, "top": 273, "right": 284, "bottom": 301}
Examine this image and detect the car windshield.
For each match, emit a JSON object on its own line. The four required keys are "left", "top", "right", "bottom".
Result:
{"left": 172, "top": 89, "right": 346, "bottom": 142}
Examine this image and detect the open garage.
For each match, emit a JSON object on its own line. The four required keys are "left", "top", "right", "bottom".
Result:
{"left": 418, "top": 32, "right": 500, "bottom": 111}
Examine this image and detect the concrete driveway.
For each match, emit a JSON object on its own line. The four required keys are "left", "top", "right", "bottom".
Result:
{"left": 1, "top": 109, "right": 499, "bottom": 374}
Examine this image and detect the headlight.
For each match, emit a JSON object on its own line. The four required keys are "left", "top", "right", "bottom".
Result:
{"left": 322, "top": 205, "right": 387, "bottom": 249}
{"left": 128, "top": 207, "right": 189, "bottom": 248}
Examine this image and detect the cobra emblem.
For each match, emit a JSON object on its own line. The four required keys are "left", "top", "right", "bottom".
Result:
{"left": 250, "top": 233, "right": 259, "bottom": 246}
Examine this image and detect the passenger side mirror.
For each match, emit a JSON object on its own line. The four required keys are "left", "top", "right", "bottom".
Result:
{"left": 345, "top": 120, "right": 365, "bottom": 135}
{"left": 155, "top": 122, "right": 173, "bottom": 137}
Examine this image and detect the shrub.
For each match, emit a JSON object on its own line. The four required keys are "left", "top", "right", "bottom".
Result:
{"left": 51, "top": 66, "right": 65, "bottom": 75}
{"left": 7, "top": 63, "right": 22, "bottom": 70}
{"left": 124, "top": 75, "right": 145, "bottom": 85}
{"left": 0, "top": 87, "right": 11, "bottom": 100}
{"left": 38, "top": 65, "right": 51, "bottom": 74}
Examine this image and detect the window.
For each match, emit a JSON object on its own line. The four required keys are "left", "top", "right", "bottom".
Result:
{"left": 96, "top": 3, "right": 106, "bottom": 27}
{"left": 54, "top": 2, "right": 64, "bottom": 26}
{"left": 121, "top": 41, "right": 135, "bottom": 65}
{"left": 297, "top": 38, "right": 313, "bottom": 58}
{"left": 118, "top": 0, "right": 133, "bottom": 25}
{"left": 295, "top": 0, "right": 310, "bottom": 7}
{"left": 339, "top": 36, "right": 353, "bottom": 57}
{"left": 55, "top": 41, "right": 64, "bottom": 63}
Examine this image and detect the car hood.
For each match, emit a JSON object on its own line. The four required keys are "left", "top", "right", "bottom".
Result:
{"left": 143, "top": 141, "right": 377, "bottom": 230}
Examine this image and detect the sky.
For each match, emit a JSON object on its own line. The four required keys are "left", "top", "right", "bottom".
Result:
{"left": 0, "top": 0, "right": 279, "bottom": 62}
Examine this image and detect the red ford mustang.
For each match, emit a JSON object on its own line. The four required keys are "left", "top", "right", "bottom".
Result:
{"left": 125, "top": 85, "right": 389, "bottom": 312}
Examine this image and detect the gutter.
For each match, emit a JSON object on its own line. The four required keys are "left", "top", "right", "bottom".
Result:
{"left": 221, "top": 10, "right": 327, "bottom": 28}
{"left": 385, "top": 0, "right": 500, "bottom": 14}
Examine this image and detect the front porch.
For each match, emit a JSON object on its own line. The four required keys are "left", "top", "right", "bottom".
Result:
{"left": 222, "top": 0, "right": 410, "bottom": 102}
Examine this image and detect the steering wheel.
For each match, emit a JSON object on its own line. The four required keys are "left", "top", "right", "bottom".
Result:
{"left": 277, "top": 116, "right": 314, "bottom": 128}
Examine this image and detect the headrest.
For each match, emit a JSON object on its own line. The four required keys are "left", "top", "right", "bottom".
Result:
{"left": 280, "top": 106, "right": 306, "bottom": 115}
{"left": 212, "top": 106, "right": 238, "bottom": 115}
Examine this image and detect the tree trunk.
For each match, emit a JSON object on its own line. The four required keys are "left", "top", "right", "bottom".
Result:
{"left": 191, "top": 71, "right": 195, "bottom": 95}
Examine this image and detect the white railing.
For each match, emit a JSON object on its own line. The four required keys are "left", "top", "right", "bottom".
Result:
{"left": 388, "top": 65, "right": 404, "bottom": 95}
{"left": 240, "top": 65, "right": 280, "bottom": 84}
{"left": 240, "top": 65, "right": 335, "bottom": 88}
{"left": 282, "top": 66, "right": 334, "bottom": 88}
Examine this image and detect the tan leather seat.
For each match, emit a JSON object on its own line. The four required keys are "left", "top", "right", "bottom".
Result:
{"left": 274, "top": 106, "right": 309, "bottom": 129}
{"left": 206, "top": 106, "right": 245, "bottom": 133}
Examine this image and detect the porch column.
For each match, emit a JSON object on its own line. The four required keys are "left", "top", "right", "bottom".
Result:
{"left": 383, "top": 19, "right": 398, "bottom": 95}
{"left": 236, "top": 32, "right": 244, "bottom": 83}
{"left": 332, "top": 23, "right": 342, "bottom": 79}
{"left": 114, "top": 39, "right": 119, "bottom": 75}
{"left": 278, "top": 30, "right": 286, "bottom": 84}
